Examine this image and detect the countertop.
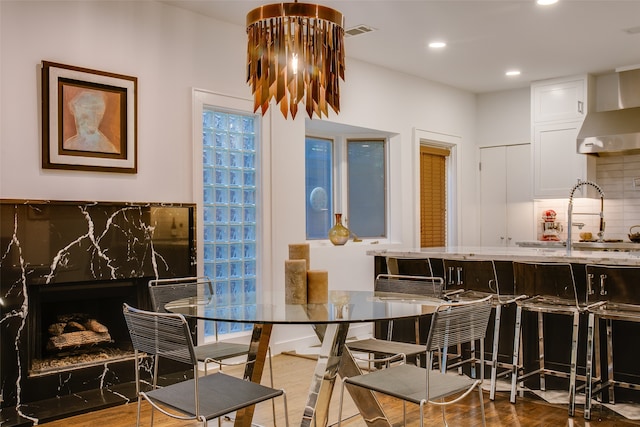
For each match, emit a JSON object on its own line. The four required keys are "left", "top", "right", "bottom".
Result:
{"left": 516, "top": 240, "right": 640, "bottom": 251}
{"left": 367, "top": 246, "right": 640, "bottom": 266}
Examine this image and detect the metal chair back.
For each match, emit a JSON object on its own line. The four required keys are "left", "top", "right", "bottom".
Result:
{"left": 123, "top": 303, "right": 196, "bottom": 366}
{"left": 513, "top": 262, "right": 580, "bottom": 307}
{"left": 585, "top": 264, "right": 640, "bottom": 305}
{"left": 374, "top": 274, "right": 445, "bottom": 299}
{"left": 426, "top": 295, "right": 493, "bottom": 354}
{"left": 148, "top": 276, "right": 213, "bottom": 313}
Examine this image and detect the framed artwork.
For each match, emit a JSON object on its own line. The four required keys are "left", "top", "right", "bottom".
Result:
{"left": 41, "top": 61, "right": 137, "bottom": 173}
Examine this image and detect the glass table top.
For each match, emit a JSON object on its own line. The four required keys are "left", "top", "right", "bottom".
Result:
{"left": 165, "top": 290, "right": 444, "bottom": 324}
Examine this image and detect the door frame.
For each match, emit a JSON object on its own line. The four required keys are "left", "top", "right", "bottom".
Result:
{"left": 413, "top": 128, "right": 461, "bottom": 248}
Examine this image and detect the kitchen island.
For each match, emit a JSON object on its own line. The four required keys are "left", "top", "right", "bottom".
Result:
{"left": 367, "top": 245, "right": 640, "bottom": 266}
{"left": 367, "top": 246, "right": 640, "bottom": 414}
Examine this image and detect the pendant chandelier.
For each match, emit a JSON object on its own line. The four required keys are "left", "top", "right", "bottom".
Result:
{"left": 246, "top": 2, "right": 345, "bottom": 119}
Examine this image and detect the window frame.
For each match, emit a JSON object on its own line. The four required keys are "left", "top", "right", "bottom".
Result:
{"left": 305, "top": 131, "right": 389, "bottom": 242}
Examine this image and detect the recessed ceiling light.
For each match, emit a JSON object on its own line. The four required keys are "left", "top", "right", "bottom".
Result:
{"left": 537, "top": 0, "right": 558, "bottom": 5}
{"left": 506, "top": 70, "right": 521, "bottom": 77}
{"left": 428, "top": 41, "right": 446, "bottom": 49}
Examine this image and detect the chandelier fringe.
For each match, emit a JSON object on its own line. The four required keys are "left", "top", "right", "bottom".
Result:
{"left": 246, "top": 3, "right": 345, "bottom": 119}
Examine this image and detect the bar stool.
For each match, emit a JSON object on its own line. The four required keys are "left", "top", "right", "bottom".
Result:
{"left": 442, "top": 258, "right": 524, "bottom": 400}
{"left": 584, "top": 264, "right": 640, "bottom": 420}
{"left": 510, "top": 261, "right": 590, "bottom": 416}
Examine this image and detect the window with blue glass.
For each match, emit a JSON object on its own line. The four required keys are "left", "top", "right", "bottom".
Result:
{"left": 202, "top": 108, "right": 258, "bottom": 335}
{"left": 305, "top": 137, "right": 333, "bottom": 239}
{"left": 347, "top": 140, "right": 386, "bottom": 238}
{"left": 305, "top": 136, "right": 386, "bottom": 240}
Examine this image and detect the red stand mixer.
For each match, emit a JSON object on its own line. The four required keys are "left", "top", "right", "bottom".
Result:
{"left": 540, "top": 209, "right": 563, "bottom": 241}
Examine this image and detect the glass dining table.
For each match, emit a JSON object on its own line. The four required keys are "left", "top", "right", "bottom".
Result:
{"left": 165, "top": 290, "right": 444, "bottom": 427}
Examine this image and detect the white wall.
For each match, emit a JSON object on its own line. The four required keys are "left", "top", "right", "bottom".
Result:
{"left": 1, "top": 0, "right": 478, "bottom": 351}
{"left": 476, "top": 87, "right": 530, "bottom": 147}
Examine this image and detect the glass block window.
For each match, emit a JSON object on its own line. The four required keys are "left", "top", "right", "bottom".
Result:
{"left": 202, "top": 108, "right": 258, "bottom": 335}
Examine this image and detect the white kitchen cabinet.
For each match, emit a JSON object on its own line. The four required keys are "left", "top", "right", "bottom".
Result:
{"left": 532, "top": 121, "right": 596, "bottom": 198}
{"left": 532, "top": 76, "right": 587, "bottom": 123}
{"left": 480, "top": 144, "right": 534, "bottom": 247}
{"left": 531, "top": 75, "right": 596, "bottom": 198}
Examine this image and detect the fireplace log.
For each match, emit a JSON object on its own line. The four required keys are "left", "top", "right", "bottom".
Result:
{"left": 84, "top": 319, "right": 108, "bottom": 333}
{"left": 47, "top": 330, "right": 112, "bottom": 351}
{"left": 48, "top": 323, "right": 66, "bottom": 336}
{"left": 67, "top": 321, "right": 86, "bottom": 332}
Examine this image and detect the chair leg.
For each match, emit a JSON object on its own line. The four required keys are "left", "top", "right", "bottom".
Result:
{"left": 490, "top": 305, "right": 502, "bottom": 401}
{"left": 403, "top": 400, "right": 407, "bottom": 426}
{"left": 510, "top": 305, "right": 523, "bottom": 404}
{"left": 585, "top": 312, "right": 595, "bottom": 420}
{"left": 606, "top": 318, "right": 615, "bottom": 404}
{"left": 568, "top": 311, "right": 580, "bottom": 417}
{"left": 268, "top": 347, "right": 277, "bottom": 427}
{"left": 478, "top": 384, "right": 487, "bottom": 427}
{"left": 470, "top": 340, "right": 477, "bottom": 378}
{"left": 150, "top": 355, "right": 159, "bottom": 426}
{"left": 538, "top": 312, "right": 546, "bottom": 392}
{"left": 136, "top": 395, "right": 143, "bottom": 427}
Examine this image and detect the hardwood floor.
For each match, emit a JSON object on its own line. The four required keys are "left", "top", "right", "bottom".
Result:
{"left": 40, "top": 353, "right": 640, "bottom": 427}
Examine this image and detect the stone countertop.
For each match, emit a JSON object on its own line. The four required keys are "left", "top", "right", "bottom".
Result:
{"left": 366, "top": 246, "right": 640, "bottom": 266}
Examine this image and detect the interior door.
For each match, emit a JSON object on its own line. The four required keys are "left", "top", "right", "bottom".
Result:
{"left": 506, "top": 144, "right": 534, "bottom": 244}
{"left": 480, "top": 144, "right": 533, "bottom": 247}
{"left": 480, "top": 146, "right": 508, "bottom": 246}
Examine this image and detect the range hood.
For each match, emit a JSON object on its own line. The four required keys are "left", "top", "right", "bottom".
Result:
{"left": 577, "top": 68, "right": 640, "bottom": 156}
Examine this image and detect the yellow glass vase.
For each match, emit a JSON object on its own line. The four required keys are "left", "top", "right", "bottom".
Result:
{"left": 328, "top": 213, "right": 350, "bottom": 246}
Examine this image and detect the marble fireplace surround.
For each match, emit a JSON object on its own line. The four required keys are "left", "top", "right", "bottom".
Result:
{"left": 0, "top": 200, "right": 196, "bottom": 426}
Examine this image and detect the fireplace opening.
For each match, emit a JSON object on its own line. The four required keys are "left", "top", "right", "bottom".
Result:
{"left": 28, "top": 279, "right": 147, "bottom": 376}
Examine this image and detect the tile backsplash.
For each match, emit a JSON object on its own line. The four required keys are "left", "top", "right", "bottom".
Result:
{"left": 535, "top": 154, "right": 640, "bottom": 242}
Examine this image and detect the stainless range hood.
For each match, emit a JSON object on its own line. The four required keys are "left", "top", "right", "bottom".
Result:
{"left": 577, "top": 68, "right": 640, "bottom": 156}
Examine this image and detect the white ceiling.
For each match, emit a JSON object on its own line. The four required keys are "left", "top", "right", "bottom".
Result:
{"left": 163, "top": 0, "right": 640, "bottom": 94}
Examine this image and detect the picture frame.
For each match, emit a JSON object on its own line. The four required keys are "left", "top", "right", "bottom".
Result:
{"left": 41, "top": 61, "right": 137, "bottom": 173}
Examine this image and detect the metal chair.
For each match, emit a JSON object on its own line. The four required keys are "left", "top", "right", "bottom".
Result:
{"left": 337, "top": 295, "right": 493, "bottom": 427}
{"left": 510, "top": 262, "right": 593, "bottom": 417}
{"left": 346, "top": 273, "right": 445, "bottom": 368}
{"left": 123, "top": 303, "right": 289, "bottom": 427}
{"left": 149, "top": 277, "right": 273, "bottom": 375}
{"left": 583, "top": 264, "right": 640, "bottom": 420}
{"left": 442, "top": 258, "right": 525, "bottom": 400}
{"left": 148, "top": 277, "right": 276, "bottom": 424}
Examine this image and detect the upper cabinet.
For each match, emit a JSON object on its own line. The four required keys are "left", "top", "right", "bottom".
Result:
{"left": 532, "top": 77, "right": 587, "bottom": 123}
{"left": 531, "top": 75, "right": 596, "bottom": 198}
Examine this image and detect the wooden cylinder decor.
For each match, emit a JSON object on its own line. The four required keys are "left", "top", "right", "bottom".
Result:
{"left": 307, "top": 270, "right": 329, "bottom": 304}
{"left": 285, "top": 259, "right": 307, "bottom": 304}
{"left": 288, "top": 243, "right": 310, "bottom": 269}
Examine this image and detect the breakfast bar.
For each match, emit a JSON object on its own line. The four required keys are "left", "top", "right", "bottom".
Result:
{"left": 368, "top": 246, "right": 640, "bottom": 417}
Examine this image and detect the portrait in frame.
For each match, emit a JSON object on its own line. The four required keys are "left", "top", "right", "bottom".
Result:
{"left": 41, "top": 61, "right": 137, "bottom": 173}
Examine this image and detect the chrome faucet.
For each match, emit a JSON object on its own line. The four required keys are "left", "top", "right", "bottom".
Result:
{"left": 567, "top": 180, "right": 605, "bottom": 255}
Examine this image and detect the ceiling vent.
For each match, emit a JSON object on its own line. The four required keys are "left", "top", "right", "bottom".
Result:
{"left": 345, "top": 25, "right": 375, "bottom": 38}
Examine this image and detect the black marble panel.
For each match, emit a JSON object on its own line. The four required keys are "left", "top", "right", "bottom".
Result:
{"left": 0, "top": 200, "right": 196, "bottom": 425}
